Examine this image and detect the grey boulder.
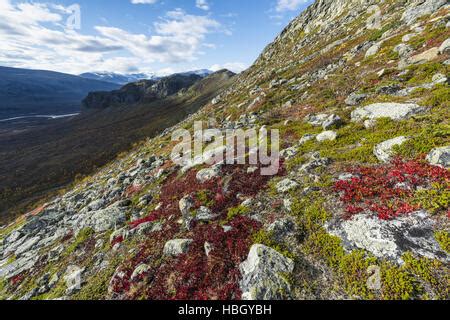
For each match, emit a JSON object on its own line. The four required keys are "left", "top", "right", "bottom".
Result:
{"left": 239, "top": 244, "right": 294, "bottom": 300}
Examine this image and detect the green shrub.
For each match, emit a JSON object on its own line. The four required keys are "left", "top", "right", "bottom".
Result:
{"left": 412, "top": 183, "right": 450, "bottom": 215}
{"left": 435, "top": 231, "right": 450, "bottom": 253}
{"left": 226, "top": 205, "right": 250, "bottom": 222}
{"left": 65, "top": 228, "right": 94, "bottom": 256}
{"left": 381, "top": 263, "right": 416, "bottom": 300}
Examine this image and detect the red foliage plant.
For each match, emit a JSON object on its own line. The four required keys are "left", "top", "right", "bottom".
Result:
{"left": 110, "top": 163, "right": 285, "bottom": 299}
{"left": 145, "top": 215, "right": 261, "bottom": 300}
{"left": 335, "top": 157, "right": 450, "bottom": 220}
{"left": 111, "top": 235, "right": 124, "bottom": 247}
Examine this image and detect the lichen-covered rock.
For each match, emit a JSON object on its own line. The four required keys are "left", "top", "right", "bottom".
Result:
{"left": 316, "top": 130, "right": 337, "bottom": 142}
{"left": 394, "top": 43, "right": 413, "bottom": 59}
{"left": 351, "top": 103, "right": 425, "bottom": 122}
{"left": 179, "top": 195, "right": 194, "bottom": 229}
{"left": 439, "top": 38, "right": 450, "bottom": 55}
{"left": 299, "top": 134, "right": 316, "bottom": 144}
{"left": 374, "top": 136, "right": 409, "bottom": 163}
{"left": 163, "top": 239, "right": 193, "bottom": 257}
{"left": 365, "top": 43, "right": 381, "bottom": 58}
{"left": 305, "top": 113, "right": 341, "bottom": 129}
{"left": 130, "top": 264, "right": 150, "bottom": 281}
{"left": 239, "top": 244, "right": 294, "bottom": 300}
{"left": 195, "top": 206, "right": 219, "bottom": 221}
{"left": 426, "top": 146, "right": 450, "bottom": 168}
{"left": 87, "top": 204, "right": 126, "bottom": 232}
{"left": 267, "top": 219, "right": 295, "bottom": 243}
{"left": 406, "top": 47, "right": 440, "bottom": 66}
{"left": 401, "top": 0, "right": 447, "bottom": 25}
{"left": 326, "top": 211, "right": 448, "bottom": 263}
{"left": 0, "top": 251, "right": 39, "bottom": 279}
{"left": 196, "top": 166, "right": 220, "bottom": 183}
{"left": 276, "top": 179, "right": 299, "bottom": 193}
{"left": 345, "top": 92, "right": 368, "bottom": 106}
{"left": 64, "top": 265, "right": 84, "bottom": 295}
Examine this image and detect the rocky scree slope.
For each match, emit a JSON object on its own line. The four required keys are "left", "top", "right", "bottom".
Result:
{"left": 0, "top": 0, "right": 449, "bottom": 300}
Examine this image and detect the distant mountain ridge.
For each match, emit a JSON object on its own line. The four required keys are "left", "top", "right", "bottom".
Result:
{"left": 0, "top": 66, "right": 120, "bottom": 119}
{"left": 79, "top": 72, "right": 158, "bottom": 85}
{"left": 79, "top": 69, "right": 213, "bottom": 85}
{"left": 82, "top": 73, "right": 205, "bottom": 110}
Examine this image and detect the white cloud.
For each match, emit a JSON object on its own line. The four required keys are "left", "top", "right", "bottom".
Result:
{"left": 0, "top": 1, "right": 223, "bottom": 74}
{"left": 276, "top": 0, "right": 308, "bottom": 12}
{"left": 210, "top": 62, "right": 247, "bottom": 73}
{"left": 196, "top": 0, "right": 210, "bottom": 11}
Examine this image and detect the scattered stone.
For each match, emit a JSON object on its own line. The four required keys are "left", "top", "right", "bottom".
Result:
{"left": 138, "top": 194, "right": 153, "bottom": 206}
{"left": 326, "top": 211, "right": 448, "bottom": 263}
{"left": 299, "top": 134, "right": 316, "bottom": 144}
{"left": 276, "top": 179, "right": 299, "bottom": 193}
{"left": 394, "top": 43, "right": 413, "bottom": 59}
{"left": 88, "top": 205, "right": 127, "bottom": 232}
{"left": 345, "top": 92, "right": 368, "bottom": 106}
{"left": 204, "top": 242, "right": 212, "bottom": 257}
{"left": 247, "top": 166, "right": 258, "bottom": 174}
{"left": 351, "top": 103, "right": 425, "bottom": 122}
{"left": 377, "top": 84, "right": 401, "bottom": 95}
{"left": 163, "top": 239, "right": 193, "bottom": 257}
{"left": 239, "top": 244, "right": 294, "bottom": 300}
{"left": 131, "top": 264, "right": 150, "bottom": 281}
{"left": 195, "top": 206, "right": 219, "bottom": 221}
{"left": 196, "top": 167, "right": 220, "bottom": 183}
{"left": 299, "top": 153, "right": 330, "bottom": 172}
{"left": 14, "top": 236, "right": 40, "bottom": 256}
{"left": 316, "top": 131, "right": 337, "bottom": 142}
{"left": 305, "top": 113, "right": 340, "bottom": 129}
{"left": 406, "top": 47, "right": 439, "bottom": 66}
{"left": 179, "top": 195, "right": 194, "bottom": 229}
{"left": 426, "top": 146, "right": 450, "bottom": 168}
{"left": 135, "top": 221, "right": 163, "bottom": 236}
{"left": 402, "top": 0, "right": 447, "bottom": 25}
{"left": 431, "top": 73, "right": 447, "bottom": 84}
{"left": 364, "top": 119, "right": 377, "bottom": 129}
{"left": 280, "top": 146, "right": 298, "bottom": 159}
{"left": 64, "top": 265, "right": 84, "bottom": 295}
{"left": 365, "top": 43, "right": 381, "bottom": 58}
{"left": 402, "top": 34, "right": 415, "bottom": 42}
{"left": 374, "top": 136, "right": 409, "bottom": 163}
{"left": 267, "top": 219, "right": 295, "bottom": 243}
{"left": 439, "top": 38, "right": 450, "bottom": 55}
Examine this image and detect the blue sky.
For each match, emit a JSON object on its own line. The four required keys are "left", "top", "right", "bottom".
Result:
{"left": 0, "top": 0, "right": 313, "bottom": 75}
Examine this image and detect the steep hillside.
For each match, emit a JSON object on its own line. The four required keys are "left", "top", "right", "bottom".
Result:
{"left": 0, "top": 0, "right": 449, "bottom": 301}
{"left": 0, "top": 67, "right": 119, "bottom": 119}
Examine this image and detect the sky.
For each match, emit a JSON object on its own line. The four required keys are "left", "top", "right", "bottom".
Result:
{"left": 0, "top": 0, "right": 313, "bottom": 76}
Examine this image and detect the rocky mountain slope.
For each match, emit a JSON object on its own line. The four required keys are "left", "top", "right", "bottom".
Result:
{"left": 0, "top": 0, "right": 449, "bottom": 300}
{"left": 0, "top": 66, "right": 119, "bottom": 119}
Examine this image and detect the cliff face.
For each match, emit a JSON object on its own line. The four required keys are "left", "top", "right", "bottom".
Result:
{"left": 82, "top": 74, "right": 203, "bottom": 110}
{"left": 0, "top": 1, "right": 449, "bottom": 301}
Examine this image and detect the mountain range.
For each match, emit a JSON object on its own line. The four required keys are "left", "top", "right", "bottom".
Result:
{"left": 0, "top": 66, "right": 120, "bottom": 119}
{"left": 79, "top": 69, "right": 213, "bottom": 85}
